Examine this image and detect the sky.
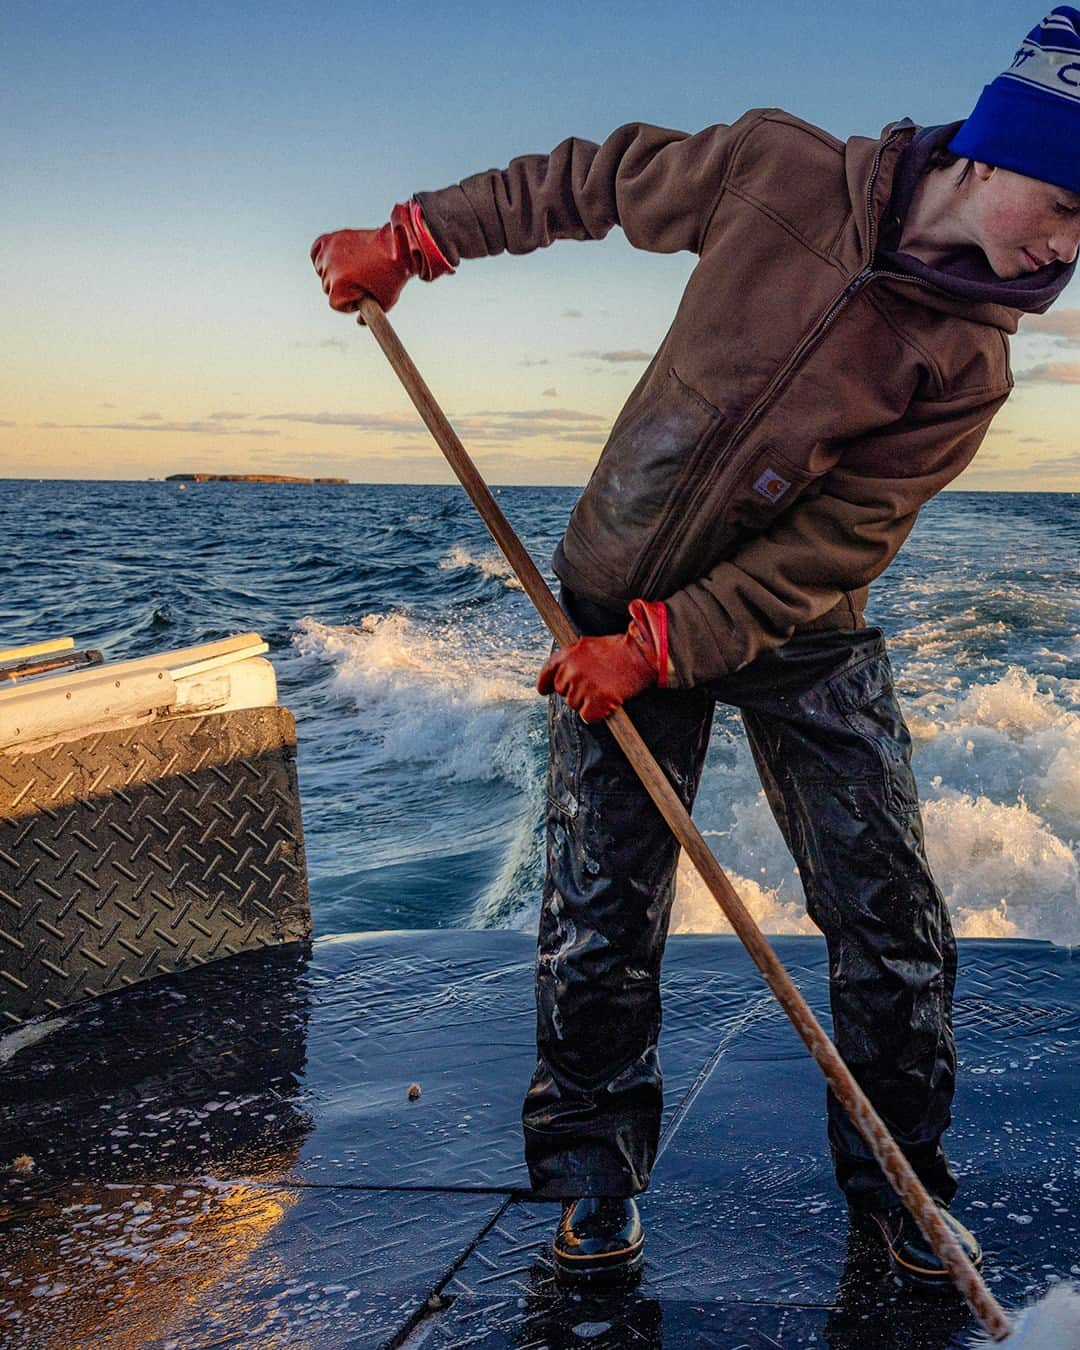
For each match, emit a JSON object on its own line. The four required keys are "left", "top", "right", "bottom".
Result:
{"left": 3, "top": 0, "right": 1079, "bottom": 489}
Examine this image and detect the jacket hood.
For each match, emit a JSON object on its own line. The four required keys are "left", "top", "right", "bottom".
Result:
{"left": 874, "top": 121, "right": 1076, "bottom": 324}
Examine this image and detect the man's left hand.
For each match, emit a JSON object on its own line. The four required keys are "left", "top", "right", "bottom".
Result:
{"left": 537, "top": 599, "right": 670, "bottom": 722}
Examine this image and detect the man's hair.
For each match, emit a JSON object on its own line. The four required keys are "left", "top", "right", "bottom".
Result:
{"left": 926, "top": 145, "right": 974, "bottom": 184}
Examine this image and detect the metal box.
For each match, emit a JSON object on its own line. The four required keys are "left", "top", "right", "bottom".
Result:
{"left": 0, "top": 634, "right": 311, "bottom": 1026}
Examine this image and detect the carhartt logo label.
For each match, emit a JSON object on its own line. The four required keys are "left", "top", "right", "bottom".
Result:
{"left": 753, "top": 468, "right": 792, "bottom": 502}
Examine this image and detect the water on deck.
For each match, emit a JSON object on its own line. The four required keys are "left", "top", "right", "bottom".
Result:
{"left": 1, "top": 932, "right": 1077, "bottom": 1348}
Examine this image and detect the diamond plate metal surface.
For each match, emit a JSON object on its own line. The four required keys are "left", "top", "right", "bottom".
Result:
{"left": 295, "top": 931, "right": 537, "bottom": 1191}
{"left": 288, "top": 932, "right": 795, "bottom": 1193}
{"left": 416, "top": 1198, "right": 979, "bottom": 1347}
{"left": 0, "top": 933, "right": 1076, "bottom": 1349}
{"left": 420, "top": 938, "right": 1080, "bottom": 1348}
{"left": 0, "top": 707, "right": 311, "bottom": 1025}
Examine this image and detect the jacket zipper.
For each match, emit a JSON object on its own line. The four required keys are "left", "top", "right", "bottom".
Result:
{"left": 638, "top": 124, "right": 910, "bottom": 597}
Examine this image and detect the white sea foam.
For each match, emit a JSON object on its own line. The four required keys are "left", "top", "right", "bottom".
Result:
{"left": 295, "top": 611, "right": 1079, "bottom": 944}
{"left": 438, "top": 544, "right": 523, "bottom": 589}
{"left": 671, "top": 667, "right": 1080, "bottom": 944}
{"left": 0, "top": 1014, "right": 69, "bottom": 1066}
{"left": 916, "top": 668, "right": 1080, "bottom": 840}
{"left": 926, "top": 793, "right": 1078, "bottom": 941}
{"left": 671, "top": 861, "right": 819, "bottom": 936}
{"left": 293, "top": 614, "right": 542, "bottom": 790}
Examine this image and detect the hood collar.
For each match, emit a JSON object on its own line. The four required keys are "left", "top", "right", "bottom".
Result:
{"left": 843, "top": 119, "right": 916, "bottom": 264}
{"left": 874, "top": 122, "right": 1076, "bottom": 321}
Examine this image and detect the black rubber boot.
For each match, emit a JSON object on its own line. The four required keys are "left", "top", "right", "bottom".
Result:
{"left": 861, "top": 1202, "right": 982, "bottom": 1290}
{"left": 551, "top": 1197, "right": 645, "bottom": 1284}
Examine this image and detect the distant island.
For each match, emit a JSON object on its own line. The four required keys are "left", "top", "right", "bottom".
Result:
{"left": 166, "top": 473, "right": 349, "bottom": 484}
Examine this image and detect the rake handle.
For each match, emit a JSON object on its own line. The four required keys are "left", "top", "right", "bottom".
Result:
{"left": 357, "top": 294, "right": 1012, "bottom": 1342}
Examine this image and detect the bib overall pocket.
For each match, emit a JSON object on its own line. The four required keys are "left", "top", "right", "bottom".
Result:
{"left": 546, "top": 689, "right": 582, "bottom": 819}
{"left": 827, "top": 649, "right": 920, "bottom": 815}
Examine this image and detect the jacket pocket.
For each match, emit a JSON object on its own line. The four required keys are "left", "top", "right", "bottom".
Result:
{"left": 568, "top": 368, "right": 726, "bottom": 593}
{"left": 724, "top": 443, "right": 819, "bottom": 532}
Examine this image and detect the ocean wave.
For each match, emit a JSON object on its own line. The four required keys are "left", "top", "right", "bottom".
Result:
{"left": 297, "top": 624, "right": 1080, "bottom": 944}
{"left": 292, "top": 613, "right": 543, "bottom": 791}
{"left": 665, "top": 667, "right": 1080, "bottom": 944}
{"left": 915, "top": 667, "right": 1080, "bottom": 840}
{"left": 438, "top": 543, "right": 524, "bottom": 589}
{"left": 9, "top": 482, "right": 1077, "bottom": 948}
{"left": 924, "top": 793, "right": 1078, "bottom": 944}
{"left": 671, "top": 861, "right": 820, "bottom": 937}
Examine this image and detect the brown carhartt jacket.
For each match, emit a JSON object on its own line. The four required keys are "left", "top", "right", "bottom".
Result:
{"left": 417, "top": 109, "right": 1017, "bottom": 686}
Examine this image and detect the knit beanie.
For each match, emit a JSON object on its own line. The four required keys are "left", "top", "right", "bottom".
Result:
{"left": 949, "top": 6, "right": 1080, "bottom": 193}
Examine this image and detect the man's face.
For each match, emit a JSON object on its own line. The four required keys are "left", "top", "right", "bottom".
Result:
{"left": 966, "top": 164, "right": 1080, "bottom": 279}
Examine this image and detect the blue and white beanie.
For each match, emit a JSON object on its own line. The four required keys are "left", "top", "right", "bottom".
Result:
{"left": 950, "top": 7, "right": 1080, "bottom": 193}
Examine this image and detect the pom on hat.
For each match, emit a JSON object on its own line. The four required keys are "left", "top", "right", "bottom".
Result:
{"left": 950, "top": 7, "right": 1080, "bottom": 193}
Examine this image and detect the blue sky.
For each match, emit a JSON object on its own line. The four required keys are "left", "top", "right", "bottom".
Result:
{"left": 3, "top": 0, "right": 1078, "bottom": 486}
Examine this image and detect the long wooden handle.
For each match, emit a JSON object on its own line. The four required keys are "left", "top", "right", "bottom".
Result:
{"left": 357, "top": 295, "right": 1012, "bottom": 1342}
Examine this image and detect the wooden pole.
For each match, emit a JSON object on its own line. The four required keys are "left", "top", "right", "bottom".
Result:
{"left": 358, "top": 295, "right": 1013, "bottom": 1342}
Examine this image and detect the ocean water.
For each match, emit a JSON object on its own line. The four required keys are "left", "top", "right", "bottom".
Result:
{"left": 2, "top": 480, "right": 1077, "bottom": 945}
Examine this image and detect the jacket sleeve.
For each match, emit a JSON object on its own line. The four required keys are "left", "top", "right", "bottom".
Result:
{"left": 415, "top": 114, "right": 765, "bottom": 264}
{"left": 662, "top": 390, "right": 1009, "bottom": 686}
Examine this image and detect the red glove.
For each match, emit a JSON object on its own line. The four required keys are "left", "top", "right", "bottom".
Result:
{"left": 310, "top": 201, "right": 454, "bottom": 321}
{"left": 537, "top": 599, "right": 671, "bottom": 723}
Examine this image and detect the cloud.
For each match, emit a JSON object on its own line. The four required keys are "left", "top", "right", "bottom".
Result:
{"left": 260, "top": 406, "right": 607, "bottom": 446}
{"left": 962, "top": 451, "right": 1080, "bottom": 483}
{"left": 542, "top": 387, "right": 557, "bottom": 397}
{"left": 357, "top": 450, "right": 597, "bottom": 484}
{"left": 208, "top": 410, "right": 249, "bottom": 421}
{"left": 574, "top": 348, "right": 652, "bottom": 363}
{"left": 138, "top": 411, "right": 163, "bottom": 421}
{"left": 0, "top": 419, "right": 14, "bottom": 427}
{"left": 453, "top": 410, "right": 607, "bottom": 445}
{"left": 256, "top": 447, "right": 354, "bottom": 464}
{"left": 448, "top": 417, "right": 607, "bottom": 446}
{"left": 1018, "top": 436, "right": 1047, "bottom": 444}
{"left": 519, "top": 357, "right": 550, "bottom": 367}
{"left": 42, "top": 420, "right": 280, "bottom": 437}
{"left": 1018, "top": 308, "right": 1080, "bottom": 342}
{"left": 563, "top": 308, "right": 583, "bottom": 319}
{"left": 294, "top": 337, "right": 353, "bottom": 353}
{"left": 465, "top": 408, "right": 605, "bottom": 422}
{"left": 252, "top": 443, "right": 599, "bottom": 486}
{"left": 1014, "top": 362, "right": 1080, "bottom": 384}
{"left": 1025, "top": 452, "right": 1080, "bottom": 475}
{"left": 262, "top": 411, "right": 425, "bottom": 431}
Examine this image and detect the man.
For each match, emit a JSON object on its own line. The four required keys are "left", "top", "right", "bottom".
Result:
{"left": 312, "top": 7, "right": 1080, "bottom": 1287}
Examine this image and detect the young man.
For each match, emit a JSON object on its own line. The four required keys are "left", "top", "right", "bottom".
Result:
{"left": 312, "top": 8, "right": 1080, "bottom": 1287}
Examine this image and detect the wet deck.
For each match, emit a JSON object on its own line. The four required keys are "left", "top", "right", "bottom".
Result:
{"left": 1, "top": 931, "right": 1077, "bottom": 1348}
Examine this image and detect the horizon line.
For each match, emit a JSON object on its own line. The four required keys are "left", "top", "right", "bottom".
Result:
{"left": 0, "top": 477, "right": 1075, "bottom": 495}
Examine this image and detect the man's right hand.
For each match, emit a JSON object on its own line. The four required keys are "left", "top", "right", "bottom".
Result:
{"left": 310, "top": 201, "right": 453, "bottom": 320}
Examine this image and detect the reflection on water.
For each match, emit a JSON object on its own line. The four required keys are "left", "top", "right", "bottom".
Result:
{"left": 458, "top": 1222, "right": 975, "bottom": 1349}
{"left": 823, "top": 1219, "right": 974, "bottom": 1349}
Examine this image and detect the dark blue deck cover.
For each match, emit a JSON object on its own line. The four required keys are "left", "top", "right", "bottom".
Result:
{"left": 0, "top": 932, "right": 1076, "bottom": 1348}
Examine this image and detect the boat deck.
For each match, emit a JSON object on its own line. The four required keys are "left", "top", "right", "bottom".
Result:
{"left": 1, "top": 931, "right": 1077, "bottom": 1348}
